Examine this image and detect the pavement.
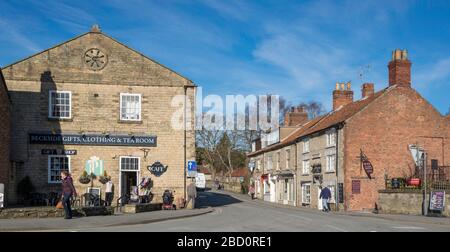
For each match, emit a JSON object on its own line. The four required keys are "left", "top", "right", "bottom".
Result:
{"left": 2, "top": 190, "right": 450, "bottom": 232}
{"left": 0, "top": 207, "right": 214, "bottom": 232}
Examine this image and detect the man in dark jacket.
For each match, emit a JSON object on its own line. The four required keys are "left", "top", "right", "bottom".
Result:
{"left": 61, "top": 171, "right": 77, "bottom": 219}
{"left": 319, "top": 186, "right": 332, "bottom": 212}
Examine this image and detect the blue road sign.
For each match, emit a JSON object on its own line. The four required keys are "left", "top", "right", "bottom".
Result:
{"left": 187, "top": 161, "right": 197, "bottom": 171}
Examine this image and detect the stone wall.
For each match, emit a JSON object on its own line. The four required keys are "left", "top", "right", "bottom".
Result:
{"left": 378, "top": 190, "right": 450, "bottom": 217}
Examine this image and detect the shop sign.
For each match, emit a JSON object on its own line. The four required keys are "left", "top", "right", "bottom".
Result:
{"left": 352, "top": 180, "right": 361, "bottom": 194}
{"left": 338, "top": 183, "right": 344, "bottom": 203}
{"left": 148, "top": 161, "right": 168, "bottom": 177}
{"left": 360, "top": 150, "right": 373, "bottom": 179}
{"left": 429, "top": 191, "right": 445, "bottom": 212}
{"left": 41, "top": 149, "right": 77, "bottom": 155}
{"left": 85, "top": 156, "right": 104, "bottom": 176}
{"left": 30, "top": 133, "right": 157, "bottom": 147}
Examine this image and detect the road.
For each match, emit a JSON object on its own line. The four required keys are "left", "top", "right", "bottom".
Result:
{"left": 69, "top": 190, "right": 450, "bottom": 232}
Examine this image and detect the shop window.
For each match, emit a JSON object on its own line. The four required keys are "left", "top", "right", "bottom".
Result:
{"left": 301, "top": 183, "right": 311, "bottom": 204}
{"left": 120, "top": 93, "right": 141, "bottom": 121}
{"left": 120, "top": 157, "right": 140, "bottom": 171}
{"left": 48, "top": 156, "right": 70, "bottom": 183}
{"left": 49, "top": 91, "right": 72, "bottom": 119}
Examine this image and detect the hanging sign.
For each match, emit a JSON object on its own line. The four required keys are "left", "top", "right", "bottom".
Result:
{"left": 85, "top": 156, "right": 104, "bottom": 176}
{"left": 361, "top": 150, "right": 374, "bottom": 179}
{"left": 148, "top": 161, "right": 168, "bottom": 177}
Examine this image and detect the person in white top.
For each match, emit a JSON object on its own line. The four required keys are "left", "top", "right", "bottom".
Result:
{"left": 105, "top": 181, "right": 113, "bottom": 206}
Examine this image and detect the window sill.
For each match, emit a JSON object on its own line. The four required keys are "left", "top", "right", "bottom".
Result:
{"left": 325, "top": 170, "right": 336, "bottom": 174}
{"left": 325, "top": 145, "right": 336, "bottom": 149}
{"left": 118, "top": 120, "right": 143, "bottom": 124}
{"left": 48, "top": 117, "right": 73, "bottom": 122}
{"left": 302, "top": 151, "right": 310, "bottom": 154}
{"left": 301, "top": 173, "right": 310, "bottom": 176}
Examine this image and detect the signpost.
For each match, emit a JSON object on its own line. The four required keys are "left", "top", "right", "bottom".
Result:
{"left": 187, "top": 161, "right": 197, "bottom": 178}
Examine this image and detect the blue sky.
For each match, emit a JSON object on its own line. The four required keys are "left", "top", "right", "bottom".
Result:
{"left": 0, "top": 0, "right": 449, "bottom": 114}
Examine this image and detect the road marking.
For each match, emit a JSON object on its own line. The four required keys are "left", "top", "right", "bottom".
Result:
{"left": 326, "top": 225, "right": 348, "bottom": 232}
{"left": 392, "top": 226, "right": 426, "bottom": 230}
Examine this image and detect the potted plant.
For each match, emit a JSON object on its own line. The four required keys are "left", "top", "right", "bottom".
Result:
{"left": 99, "top": 170, "right": 111, "bottom": 184}
{"left": 79, "top": 170, "right": 92, "bottom": 184}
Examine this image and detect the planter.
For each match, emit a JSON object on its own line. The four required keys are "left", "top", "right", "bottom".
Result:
{"left": 79, "top": 177, "right": 91, "bottom": 184}
{"left": 98, "top": 176, "right": 110, "bottom": 184}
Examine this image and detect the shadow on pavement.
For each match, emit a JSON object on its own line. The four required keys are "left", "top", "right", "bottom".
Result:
{"left": 196, "top": 191, "right": 242, "bottom": 208}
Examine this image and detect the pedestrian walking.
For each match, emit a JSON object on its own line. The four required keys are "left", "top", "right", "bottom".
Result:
{"left": 249, "top": 184, "right": 255, "bottom": 200}
{"left": 186, "top": 179, "right": 197, "bottom": 209}
{"left": 105, "top": 180, "right": 114, "bottom": 206}
{"left": 319, "top": 186, "right": 332, "bottom": 212}
{"left": 61, "top": 171, "right": 77, "bottom": 219}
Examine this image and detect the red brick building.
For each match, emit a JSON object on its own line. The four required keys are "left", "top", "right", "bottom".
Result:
{"left": 249, "top": 49, "right": 449, "bottom": 211}
{"left": 0, "top": 68, "right": 11, "bottom": 205}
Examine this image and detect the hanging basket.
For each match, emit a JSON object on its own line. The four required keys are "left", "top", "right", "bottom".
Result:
{"left": 79, "top": 176, "right": 91, "bottom": 184}
{"left": 99, "top": 176, "right": 111, "bottom": 184}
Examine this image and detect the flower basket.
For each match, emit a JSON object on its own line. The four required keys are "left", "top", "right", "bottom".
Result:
{"left": 99, "top": 176, "right": 111, "bottom": 184}
{"left": 79, "top": 176, "right": 91, "bottom": 184}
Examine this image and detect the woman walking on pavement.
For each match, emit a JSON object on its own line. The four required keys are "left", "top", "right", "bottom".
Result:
{"left": 249, "top": 184, "right": 255, "bottom": 200}
{"left": 61, "top": 171, "right": 77, "bottom": 219}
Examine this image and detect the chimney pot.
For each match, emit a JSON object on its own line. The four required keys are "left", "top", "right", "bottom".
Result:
{"left": 388, "top": 48, "right": 411, "bottom": 87}
{"left": 333, "top": 81, "right": 354, "bottom": 110}
{"left": 361, "top": 83, "right": 375, "bottom": 98}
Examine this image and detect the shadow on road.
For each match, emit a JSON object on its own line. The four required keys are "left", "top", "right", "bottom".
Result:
{"left": 196, "top": 191, "right": 242, "bottom": 208}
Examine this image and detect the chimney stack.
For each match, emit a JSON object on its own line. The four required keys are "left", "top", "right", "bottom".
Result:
{"left": 333, "top": 81, "right": 354, "bottom": 110}
{"left": 388, "top": 49, "right": 411, "bottom": 87}
{"left": 284, "top": 106, "right": 309, "bottom": 126}
{"left": 361, "top": 83, "right": 374, "bottom": 98}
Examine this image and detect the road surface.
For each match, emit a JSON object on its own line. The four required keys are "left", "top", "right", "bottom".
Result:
{"left": 65, "top": 190, "right": 450, "bottom": 232}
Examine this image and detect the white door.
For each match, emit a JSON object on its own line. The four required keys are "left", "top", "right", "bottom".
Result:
{"left": 269, "top": 179, "right": 276, "bottom": 202}
{"left": 317, "top": 187, "right": 323, "bottom": 210}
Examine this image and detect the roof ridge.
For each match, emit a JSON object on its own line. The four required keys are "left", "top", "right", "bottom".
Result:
{"left": 2, "top": 30, "right": 194, "bottom": 85}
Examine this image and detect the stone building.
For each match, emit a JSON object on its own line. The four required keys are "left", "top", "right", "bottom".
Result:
{"left": 2, "top": 25, "right": 196, "bottom": 206}
{"left": 0, "top": 68, "right": 11, "bottom": 206}
{"left": 249, "top": 49, "right": 449, "bottom": 212}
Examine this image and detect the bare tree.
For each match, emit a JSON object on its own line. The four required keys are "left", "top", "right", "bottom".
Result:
{"left": 298, "top": 101, "right": 326, "bottom": 119}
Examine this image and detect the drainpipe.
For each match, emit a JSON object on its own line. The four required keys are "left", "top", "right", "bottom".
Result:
{"left": 335, "top": 126, "right": 340, "bottom": 211}
{"left": 183, "top": 85, "right": 187, "bottom": 201}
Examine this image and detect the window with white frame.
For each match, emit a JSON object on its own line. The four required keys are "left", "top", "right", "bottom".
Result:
{"left": 326, "top": 155, "right": 336, "bottom": 172}
{"left": 303, "top": 139, "right": 310, "bottom": 153}
{"left": 256, "top": 159, "right": 261, "bottom": 170}
{"left": 49, "top": 91, "right": 71, "bottom": 119}
{"left": 302, "top": 183, "right": 311, "bottom": 204}
{"left": 285, "top": 149, "right": 290, "bottom": 168}
{"left": 302, "top": 160, "right": 310, "bottom": 175}
{"left": 120, "top": 157, "right": 140, "bottom": 171}
{"left": 120, "top": 93, "right": 142, "bottom": 121}
{"left": 326, "top": 130, "right": 336, "bottom": 147}
{"left": 48, "top": 156, "right": 70, "bottom": 183}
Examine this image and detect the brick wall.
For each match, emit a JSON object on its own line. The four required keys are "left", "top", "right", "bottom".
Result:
{"left": 0, "top": 70, "right": 11, "bottom": 204}
{"left": 344, "top": 86, "right": 448, "bottom": 211}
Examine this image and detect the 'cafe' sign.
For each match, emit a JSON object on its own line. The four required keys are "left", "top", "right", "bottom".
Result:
{"left": 147, "top": 161, "right": 168, "bottom": 177}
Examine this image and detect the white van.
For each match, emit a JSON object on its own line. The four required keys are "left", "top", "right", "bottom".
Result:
{"left": 195, "top": 173, "right": 206, "bottom": 191}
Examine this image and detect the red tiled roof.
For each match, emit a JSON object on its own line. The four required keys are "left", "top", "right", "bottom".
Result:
{"left": 247, "top": 87, "right": 390, "bottom": 157}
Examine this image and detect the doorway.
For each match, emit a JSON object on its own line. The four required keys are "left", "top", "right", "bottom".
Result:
{"left": 317, "top": 187, "right": 323, "bottom": 210}
{"left": 120, "top": 171, "right": 138, "bottom": 204}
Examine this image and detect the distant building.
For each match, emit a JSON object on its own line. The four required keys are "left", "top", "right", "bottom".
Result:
{"left": 248, "top": 49, "right": 449, "bottom": 211}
